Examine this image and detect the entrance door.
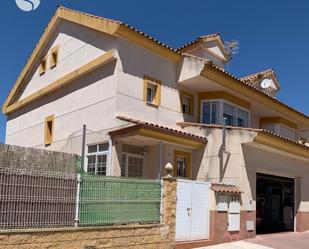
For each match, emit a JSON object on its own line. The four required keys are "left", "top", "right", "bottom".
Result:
{"left": 256, "top": 173, "right": 294, "bottom": 234}
{"left": 175, "top": 179, "right": 210, "bottom": 241}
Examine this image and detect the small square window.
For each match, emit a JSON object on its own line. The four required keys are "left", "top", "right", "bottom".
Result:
{"left": 50, "top": 45, "right": 59, "bottom": 69}
{"left": 143, "top": 76, "right": 161, "bottom": 106}
{"left": 39, "top": 56, "right": 47, "bottom": 75}
{"left": 44, "top": 115, "right": 54, "bottom": 145}
{"left": 181, "top": 91, "right": 194, "bottom": 115}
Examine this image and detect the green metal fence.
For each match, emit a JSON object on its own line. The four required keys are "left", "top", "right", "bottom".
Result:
{"left": 79, "top": 174, "right": 161, "bottom": 226}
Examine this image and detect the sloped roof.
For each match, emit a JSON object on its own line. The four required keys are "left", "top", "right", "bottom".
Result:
{"left": 240, "top": 68, "right": 281, "bottom": 90}
{"left": 211, "top": 183, "right": 242, "bottom": 194}
{"left": 202, "top": 61, "right": 309, "bottom": 123}
{"left": 116, "top": 115, "right": 207, "bottom": 142}
{"left": 177, "top": 33, "right": 229, "bottom": 60}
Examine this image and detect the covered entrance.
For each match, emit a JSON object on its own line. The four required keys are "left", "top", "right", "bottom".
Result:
{"left": 256, "top": 173, "right": 294, "bottom": 234}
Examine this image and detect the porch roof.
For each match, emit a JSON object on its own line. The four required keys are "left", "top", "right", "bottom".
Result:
{"left": 211, "top": 183, "right": 242, "bottom": 194}
{"left": 109, "top": 116, "right": 207, "bottom": 148}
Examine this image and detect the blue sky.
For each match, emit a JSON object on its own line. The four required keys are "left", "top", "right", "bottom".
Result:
{"left": 1, "top": 0, "right": 309, "bottom": 143}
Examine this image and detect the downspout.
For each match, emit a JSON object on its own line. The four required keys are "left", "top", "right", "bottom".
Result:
{"left": 222, "top": 117, "right": 227, "bottom": 153}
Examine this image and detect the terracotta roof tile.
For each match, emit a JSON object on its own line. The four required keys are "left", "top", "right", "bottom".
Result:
{"left": 240, "top": 69, "right": 275, "bottom": 83}
{"left": 204, "top": 61, "right": 308, "bottom": 118}
{"left": 211, "top": 183, "right": 242, "bottom": 194}
{"left": 116, "top": 115, "right": 207, "bottom": 142}
{"left": 176, "top": 121, "right": 309, "bottom": 150}
{"left": 177, "top": 33, "right": 221, "bottom": 51}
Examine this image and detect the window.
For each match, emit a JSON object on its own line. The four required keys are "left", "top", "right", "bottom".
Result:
{"left": 201, "top": 100, "right": 250, "bottom": 127}
{"left": 143, "top": 76, "right": 161, "bottom": 106}
{"left": 50, "top": 45, "right": 59, "bottom": 69}
{"left": 202, "top": 100, "right": 221, "bottom": 124}
{"left": 181, "top": 91, "right": 194, "bottom": 115}
{"left": 44, "top": 115, "right": 54, "bottom": 145}
{"left": 121, "top": 144, "right": 145, "bottom": 177}
{"left": 174, "top": 150, "right": 191, "bottom": 178}
{"left": 223, "top": 102, "right": 235, "bottom": 126}
{"left": 39, "top": 56, "right": 47, "bottom": 75}
{"left": 261, "top": 123, "right": 294, "bottom": 140}
{"left": 86, "top": 143, "right": 109, "bottom": 175}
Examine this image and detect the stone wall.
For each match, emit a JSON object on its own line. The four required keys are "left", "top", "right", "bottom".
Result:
{"left": 0, "top": 178, "right": 176, "bottom": 249}
{"left": 0, "top": 144, "right": 79, "bottom": 173}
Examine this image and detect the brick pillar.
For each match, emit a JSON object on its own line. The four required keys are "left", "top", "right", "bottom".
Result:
{"left": 162, "top": 177, "right": 177, "bottom": 243}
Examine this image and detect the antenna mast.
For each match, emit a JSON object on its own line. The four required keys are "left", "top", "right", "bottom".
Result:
{"left": 224, "top": 40, "right": 239, "bottom": 71}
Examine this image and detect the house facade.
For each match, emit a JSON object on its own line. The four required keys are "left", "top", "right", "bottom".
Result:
{"left": 3, "top": 6, "right": 309, "bottom": 246}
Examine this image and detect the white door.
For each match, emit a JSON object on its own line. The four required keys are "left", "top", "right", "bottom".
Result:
{"left": 175, "top": 179, "right": 210, "bottom": 241}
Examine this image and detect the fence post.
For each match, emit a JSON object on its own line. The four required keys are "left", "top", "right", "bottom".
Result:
{"left": 81, "top": 125, "right": 86, "bottom": 171}
{"left": 74, "top": 173, "right": 81, "bottom": 227}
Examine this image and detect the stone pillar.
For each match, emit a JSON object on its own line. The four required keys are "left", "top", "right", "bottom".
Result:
{"left": 162, "top": 163, "right": 177, "bottom": 242}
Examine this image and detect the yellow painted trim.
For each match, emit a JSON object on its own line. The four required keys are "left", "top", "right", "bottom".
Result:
{"left": 199, "top": 91, "right": 250, "bottom": 110}
{"left": 143, "top": 75, "right": 161, "bottom": 106}
{"left": 180, "top": 90, "right": 195, "bottom": 115}
{"left": 4, "top": 51, "right": 116, "bottom": 114}
{"left": 260, "top": 117, "right": 298, "bottom": 130}
{"left": 116, "top": 25, "right": 181, "bottom": 63}
{"left": 174, "top": 150, "right": 191, "bottom": 179}
{"left": 138, "top": 128, "right": 203, "bottom": 149}
{"left": 179, "top": 35, "right": 229, "bottom": 60}
{"left": 3, "top": 6, "right": 181, "bottom": 114}
{"left": 201, "top": 65, "right": 309, "bottom": 126}
{"left": 39, "top": 55, "right": 47, "bottom": 75}
{"left": 44, "top": 114, "right": 55, "bottom": 145}
{"left": 254, "top": 132, "right": 309, "bottom": 159}
{"left": 50, "top": 45, "right": 60, "bottom": 69}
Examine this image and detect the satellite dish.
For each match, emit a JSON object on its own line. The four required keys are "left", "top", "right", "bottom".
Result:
{"left": 261, "top": 78, "right": 272, "bottom": 89}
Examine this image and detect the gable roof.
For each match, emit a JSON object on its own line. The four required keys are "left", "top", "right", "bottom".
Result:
{"left": 2, "top": 6, "right": 182, "bottom": 114}
{"left": 240, "top": 68, "right": 281, "bottom": 90}
{"left": 177, "top": 33, "right": 230, "bottom": 61}
{"left": 201, "top": 61, "right": 309, "bottom": 126}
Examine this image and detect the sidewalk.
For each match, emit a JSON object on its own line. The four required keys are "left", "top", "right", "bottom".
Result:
{"left": 197, "top": 241, "right": 273, "bottom": 249}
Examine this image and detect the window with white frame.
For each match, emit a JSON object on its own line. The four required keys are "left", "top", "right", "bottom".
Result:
{"left": 86, "top": 143, "right": 109, "bottom": 175}
{"left": 201, "top": 100, "right": 250, "bottom": 127}
{"left": 121, "top": 144, "right": 144, "bottom": 177}
{"left": 261, "top": 123, "right": 294, "bottom": 140}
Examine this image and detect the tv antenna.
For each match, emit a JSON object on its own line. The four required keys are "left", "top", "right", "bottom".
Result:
{"left": 224, "top": 39, "right": 239, "bottom": 71}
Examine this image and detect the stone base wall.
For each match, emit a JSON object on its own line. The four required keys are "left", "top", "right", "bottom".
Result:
{"left": 209, "top": 210, "right": 255, "bottom": 244}
{"left": 296, "top": 211, "right": 309, "bottom": 232}
{"left": 0, "top": 224, "right": 174, "bottom": 249}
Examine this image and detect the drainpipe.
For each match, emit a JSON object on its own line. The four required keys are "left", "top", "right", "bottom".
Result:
{"left": 222, "top": 117, "right": 227, "bottom": 153}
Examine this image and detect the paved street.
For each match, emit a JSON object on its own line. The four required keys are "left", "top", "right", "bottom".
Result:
{"left": 198, "top": 232, "right": 309, "bottom": 249}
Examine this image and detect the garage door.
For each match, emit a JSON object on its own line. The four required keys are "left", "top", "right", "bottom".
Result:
{"left": 175, "top": 179, "right": 210, "bottom": 241}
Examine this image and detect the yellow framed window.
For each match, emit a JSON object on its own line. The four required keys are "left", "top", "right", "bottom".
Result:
{"left": 39, "top": 55, "right": 47, "bottom": 75}
{"left": 143, "top": 76, "right": 161, "bottom": 106}
{"left": 50, "top": 45, "right": 59, "bottom": 69}
{"left": 174, "top": 150, "right": 191, "bottom": 178}
{"left": 44, "top": 115, "right": 55, "bottom": 145}
{"left": 181, "top": 91, "right": 194, "bottom": 115}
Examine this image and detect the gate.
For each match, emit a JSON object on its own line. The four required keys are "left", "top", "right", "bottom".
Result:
{"left": 175, "top": 179, "right": 210, "bottom": 241}
{"left": 176, "top": 179, "right": 210, "bottom": 241}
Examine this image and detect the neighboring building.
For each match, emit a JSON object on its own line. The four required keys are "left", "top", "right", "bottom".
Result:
{"left": 3, "top": 6, "right": 309, "bottom": 246}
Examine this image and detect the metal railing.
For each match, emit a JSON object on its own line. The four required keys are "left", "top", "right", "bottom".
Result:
{"left": 0, "top": 167, "right": 77, "bottom": 229}
{"left": 0, "top": 167, "right": 161, "bottom": 230}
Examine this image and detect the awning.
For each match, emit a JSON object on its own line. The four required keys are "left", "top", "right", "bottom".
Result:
{"left": 211, "top": 183, "right": 242, "bottom": 194}
{"left": 108, "top": 116, "right": 207, "bottom": 149}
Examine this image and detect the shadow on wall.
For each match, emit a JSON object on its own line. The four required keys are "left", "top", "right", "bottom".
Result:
{"left": 9, "top": 20, "right": 118, "bottom": 120}
{"left": 8, "top": 61, "right": 117, "bottom": 121}
{"left": 242, "top": 143, "right": 301, "bottom": 215}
